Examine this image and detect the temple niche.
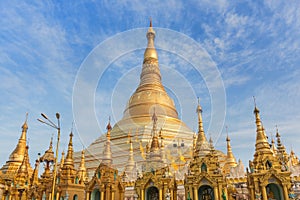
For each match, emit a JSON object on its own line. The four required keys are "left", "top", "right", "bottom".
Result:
{"left": 1, "top": 22, "right": 300, "bottom": 200}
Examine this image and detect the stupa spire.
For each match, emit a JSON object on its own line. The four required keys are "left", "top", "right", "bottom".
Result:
{"left": 150, "top": 111, "right": 160, "bottom": 151}
{"left": 275, "top": 126, "right": 289, "bottom": 163}
{"left": 102, "top": 118, "right": 113, "bottom": 166}
{"left": 253, "top": 99, "right": 270, "bottom": 153}
{"left": 196, "top": 98, "right": 207, "bottom": 143}
{"left": 77, "top": 150, "right": 87, "bottom": 183}
{"left": 17, "top": 145, "right": 30, "bottom": 177}
{"left": 194, "top": 99, "right": 210, "bottom": 157}
{"left": 270, "top": 132, "right": 277, "bottom": 155}
{"left": 125, "top": 131, "right": 135, "bottom": 173}
{"left": 64, "top": 131, "right": 74, "bottom": 167}
{"left": 8, "top": 113, "right": 29, "bottom": 163}
{"left": 225, "top": 127, "right": 237, "bottom": 167}
{"left": 31, "top": 157, "right": 40, "bottom": 185}
{"left": 143, "top": 19, "right": 158, "bottom": 63}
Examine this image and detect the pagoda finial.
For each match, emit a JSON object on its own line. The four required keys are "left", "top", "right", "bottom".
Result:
{"left": 21, "top": 113, "right": 28, "bottom": 139}
{"left": 225, "top": 127, "right": 237, "bottom": 167}
{"left": 102, "top": 119, "right": 113, "bottom": 166}
{"left": 150, "top": 111, "right": 159, "bottom": 151}
{"left": 31, "top": 156, "right": 40, "bottom": 185}
{"left": 196, "top": 98, "right": 207, "bottom": 143}
{"left": 17, "top": 145, "right": 30, "bottom": 177}
{"left": 106, "top": 116, "right": 112, "bottom": 132}
{"left": 143, "top": 19, "right": 158, "bottom": 63}
{"left": 252, "top": 100, "right": 273, "bottom": 168}
{"left": 79, "top": 150, "right": 86, "bottom": 172}
{"left": 150, "top": 17, "right": 152, "bottom": 27}
{"left": 64, "top": 131, "right": 74, "bottom": 167}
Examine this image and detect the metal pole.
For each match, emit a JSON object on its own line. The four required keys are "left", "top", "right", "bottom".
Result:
{"left": 51, "top": 127, "right": 60, "bottom": 200}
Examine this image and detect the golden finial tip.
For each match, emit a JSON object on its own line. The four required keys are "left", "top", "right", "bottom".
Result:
{"left": 149, "top": 17, "right": 152, "bottom": 27}
{"left": 106, "top": 116, "right": 112, "bottom": 130}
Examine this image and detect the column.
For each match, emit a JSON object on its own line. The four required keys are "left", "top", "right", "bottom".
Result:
{"left": 249, "top": 187, "right": 255, "bottom": 200}
{"left": 56, "top": 192, "right": 60, "bottom": 200}
{"left": 214, "top": 187, "right": 219, "bottom": 200}
{"left": 101, "top": 191, "right": 104, "bottom": 200}
{"left": 86, "top": 191, "right": 90, "bottom": 200}
{"left": 159, "top": 188, "right": 162, "bottom": 200}
{"left": 111, "top": 191, "right": 115, "bottom": 200}
{"left": 218, "top": 185, "right": 223, "bottom": 200}
{"left": 170, "top": 188, "right": 173, "bottom": 200}
{"left": 141, "top": 189, "right": 144, "bottom": 200}
{"left": 224, "top": 187, "right": 228, "bottom": 200}
{"left": 283, "top": 185, "right": 289, "bottom": 200}
{"left": 261, "top": 186, "right": 267, "bottom": 200}
{"left": 193, "top": 187, "right": 198, "bottom": 200}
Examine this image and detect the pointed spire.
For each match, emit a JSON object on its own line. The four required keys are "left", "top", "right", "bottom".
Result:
{"left": 64, "top": 131, "right": 74, "bottom": 167}
{"left": 270, "top": 132, "right": 277, "bottom": 156}
{"left": 21, "top": 113, "right": 28, "bottom": 140}
{"left": 79, "top": 150, "right": 86, "bottom": 171}
{"left": 102, "top": 118, "right": 113, "bottom": 166}
{"left": 77, "top": 150, "right": 87, "bottom": 183}
{"left": 150, "top": 111, "right": 160, "bottom": 151}
{"left": 196, "top": 98, "right": 207, "bottom": 143}
{"left": 225, "top": 127, "right": 237, "bottom": 167}
{"left": 209, "top": 136, "right": 214, "bottom": 150}
{"left": 149, "top": 17, "right": 152, "bottom": 27}
{"left": 290, "top": 148, "right": 299, "bottom": 166}
{"left": 275, "top": 126, "right": 289, "bottom": 163}
{"left": 159, "top": 128, "right": 167, "bottom": 166}
{"left": 17, "top": 145, "right": 30, "bottom": 177}
{"left": 194, "top": 99, "right": 210, "bottom": 157}
{"left": 8, "top": 113, "right": 29, "bottom": 163}
{"left": 60, "top": 151, "right": 65, "bottom": 170}
{"left": 124, "top": 132, "right": 135, "bottom": 176}
{"left": 143, "top": 19, "right": 158, "bottom": 62}
{"left": 31, "top": 157, "right": 40, "bottom": 185}
{"left": 253, "top": 99, "right": 271, "bottom": 153}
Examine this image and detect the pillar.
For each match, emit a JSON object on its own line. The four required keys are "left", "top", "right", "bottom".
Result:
{"left": 218, "top": 185, "right": 223, "bottom": 200}
{"left": 214, "top": 187, "right": 219, "bottom": 200}
{"left": 261, "top": 186, "right": 267, "bottom": 200}
{"left": 101, "top": 191, "right": 104, "bottom": 200}
{"left": 111, "top": 191, "right": 115, "bottom": 200}
{"left": 159, "top": 188, "right": 162, "bottom": 200}
{"left": 170, "top": 188, "right": 173, "bottom": 200}
{"left": 224, "top": 187, "right": 228, "bottom": 200}
{"left": 86, "top": 191, "right": 90, "bottom": 200}
{"left": 56, "top": 192, "right": 60, "bottom": 200}
{"left": 141, "top": 189, "right": 144, "bottom": 200}
{"left": 283, "top": 185, "right": 289, "bottom": 200}
{"left": 193, "top": 187, "right": 198, "bottom": 200}
{"left": 249, "top": 187, "right": 255, "bottom": 200}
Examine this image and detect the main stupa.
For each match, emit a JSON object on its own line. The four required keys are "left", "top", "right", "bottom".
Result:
{"left": 74, "top": 21, "right": 195, "bottom": 174}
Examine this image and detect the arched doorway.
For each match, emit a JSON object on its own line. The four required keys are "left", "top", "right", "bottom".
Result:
{"left": 73, "top": 194, "right": 78, "bottom": 200}
{"left": 198, "top": 185, "right": 214, "bottom": 200}
{"left": 266, "top": 183, "right": 283, "bottom": 200}
{"left": 146, "top": 186, "right": 159, "bottom": 200}
{"left": 91, "top": 189, "right": 101, "bottom": 200}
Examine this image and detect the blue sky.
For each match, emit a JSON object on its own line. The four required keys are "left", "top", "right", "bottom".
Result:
{"left": 1, "top": 1, "right": 300, "bottom": 168}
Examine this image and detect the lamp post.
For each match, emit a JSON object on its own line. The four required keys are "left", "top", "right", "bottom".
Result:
{"left": 38, "top": 113, "right": 60, "bottom": 200}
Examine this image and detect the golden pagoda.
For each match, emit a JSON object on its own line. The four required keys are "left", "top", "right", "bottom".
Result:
{"left": 1, "top": 22, "right": 300, "bottom": 200}
{"left": 76, "top": 20, "right": 195, "bottom": 173}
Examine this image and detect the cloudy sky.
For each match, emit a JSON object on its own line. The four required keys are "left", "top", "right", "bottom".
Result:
{"left": 1, "top": 1, "right": 300, "bottom": 168}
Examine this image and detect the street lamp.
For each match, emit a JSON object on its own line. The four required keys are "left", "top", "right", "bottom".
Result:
{"left": 38, "top": 113, "right": 60, "bottom": 200}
